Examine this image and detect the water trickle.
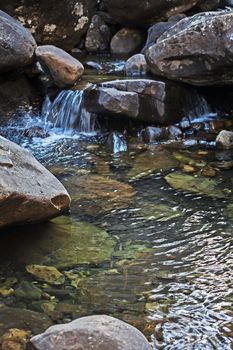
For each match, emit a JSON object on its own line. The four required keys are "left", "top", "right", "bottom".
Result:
{"left": 42, "top": 89, "right": 96, "bottom": 134}
{"left": 186, "top": 93, "right": 217, "bottom": 122}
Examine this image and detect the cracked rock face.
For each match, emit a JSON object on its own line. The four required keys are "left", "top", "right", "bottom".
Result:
{"left": 0, "top": 0, "right": 97, "bottom": 51}
{"left": 0, "top": 136, "right": 70, "bottom": 228}
{"left": 146, "top": 11, "right": 233, "bottom": 86}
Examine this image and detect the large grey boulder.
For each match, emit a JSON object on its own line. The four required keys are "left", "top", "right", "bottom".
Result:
{"left": 0, "top": 136, "right": 70, "bottom": 228}
{"left": 31, "top": 315, "right": 152, "bottom": 350}
{"left": 0, "top": 10, "right": 36, "bottom": 72}
{"left": 0, "top": 0, "right": 97, "bottom": 51}
{"left": 146, "top": 12, "right": 233, "bottom": 86}
{"left": 86, "top": 78, "right": 206, "bottom": 125}
{"left": 36, "top": 45, "right": 84, "bottom": 87}
{"left": 102, "top": 0, "right": 218, "bottom": 27}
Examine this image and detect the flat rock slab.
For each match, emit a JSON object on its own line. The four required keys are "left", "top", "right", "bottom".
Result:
{"left": 0, "top": 136, "right": 70, "bottom": 228}
{"left": 31, "top": 315, "right": 152, "bottom": 350}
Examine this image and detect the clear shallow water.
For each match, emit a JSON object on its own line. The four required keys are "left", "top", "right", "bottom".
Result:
{"left": 0, "top": 123, "right": 232, "bottom": 349}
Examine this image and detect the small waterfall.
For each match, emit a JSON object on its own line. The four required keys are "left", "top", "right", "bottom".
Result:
{"left": 186, "top": 93, "right": 217, "bottom": 123}
{"left": 42, "top": 89, "right": 95, "bottom": 134}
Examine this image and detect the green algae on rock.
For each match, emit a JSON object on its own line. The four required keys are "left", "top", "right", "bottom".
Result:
{"left": 134, "top": 201, "right": 182, "bottom": 221}
{"left": 66, "top": 174, "right": 136, "bottom": 215}
{"left": 15, "top": 281, "right": 42, "bottom": 300}
{"left": 26, "top": 265, "right": 65, "bottom": 286}
{"left": 165, "top": 172, "right": 226, "bottom": 199}
{"left": 226, "top": 203, "right": 233, "bottom": 219}
{"left": 127, "top": 148, "right": 178, "bottom": 180}
{"left": 0, "top": 305, "right": 53, "bottom": 337}
{"left": 47, "top": 217, "right": 116, "bottom": 267}
{"left": 1, "top": 217, "right": 116, "bottom": 270}
{"left": 113, "top": 241, "right": 152, "bottom": 261}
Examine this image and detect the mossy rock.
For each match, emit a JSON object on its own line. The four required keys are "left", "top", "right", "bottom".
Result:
{"left": 113, "top": 241, "right": 152, "bottom": 261}
{"left": 127, "top": 148, "right": 178, "bottom": 180}
{"left": 134, "top": 201, "right": 182, "bottom": 221}
{"left": 165, "top": 172, "right": 226, "bottom": 199}
{"left": 12, "top": 217, "right": 116, "bottom": 269}
{"left": 26, "top": 265, "right": 65, "bottom": 286}
{"left": 226, "top": 203, "right": 233, "bottom": 219}
{"left": 66, "top": 174, "right": 136, "bottom": 215}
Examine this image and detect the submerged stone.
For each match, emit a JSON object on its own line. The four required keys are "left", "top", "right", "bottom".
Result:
{"left": 26, "top": 265, "right": 65, "bottom": 286}
{"left": 226, "top": 203, "right": 233, "bottom": 219}
{"left": 1, "top": 328, "right": 30, "bottom": 350}
{"left": 0, "top": 217, "right": 116, "bottom": 269}
{"left": 128, "top": 148, "right": 178, "bottom": 180}
{"left": 165, "top": 172, "right": 226, "bottom": 198}
{"left": 0, "top": 306, "right": 53, "bottom": 337}
{"left": 113, "top": 241, "right": 152, "bottom": 261}
{"left": 67, "top": 175, "right": 135, "bottom": 215}
{"left": 15, "top": 281, "right": 42, "bottom": 300}
{"left": 135, "top": 201, "right": 182, "bottom": 221}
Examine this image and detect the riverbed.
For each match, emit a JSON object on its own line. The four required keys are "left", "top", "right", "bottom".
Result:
{"left": 0, "top": 60, "right": 232, "bottom": 350}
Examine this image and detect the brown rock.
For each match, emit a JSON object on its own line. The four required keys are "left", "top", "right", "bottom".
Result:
{"left": 0, "top": 136, "right": 70, "bottom": 228}
{"left": 36, "top": 45, "right": 84, "bottom": 87}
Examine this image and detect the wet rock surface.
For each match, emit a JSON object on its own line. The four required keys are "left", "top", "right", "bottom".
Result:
{"left": 31, "top": 315, "right": 152, "bottom": 350}
{"left": 0, "top": 136, "right": 70, "bottom": 228}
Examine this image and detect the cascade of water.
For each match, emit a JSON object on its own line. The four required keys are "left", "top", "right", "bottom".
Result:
{"left": 42, "top": 89, "right": 95, "bottom": 134}
{"left": 186, "top": 93, "right": 217, "bottom": 123}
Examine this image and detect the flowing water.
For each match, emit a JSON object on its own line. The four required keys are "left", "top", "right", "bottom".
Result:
{"left": 0, "top": 66, "right": 232, "bottom": 349}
